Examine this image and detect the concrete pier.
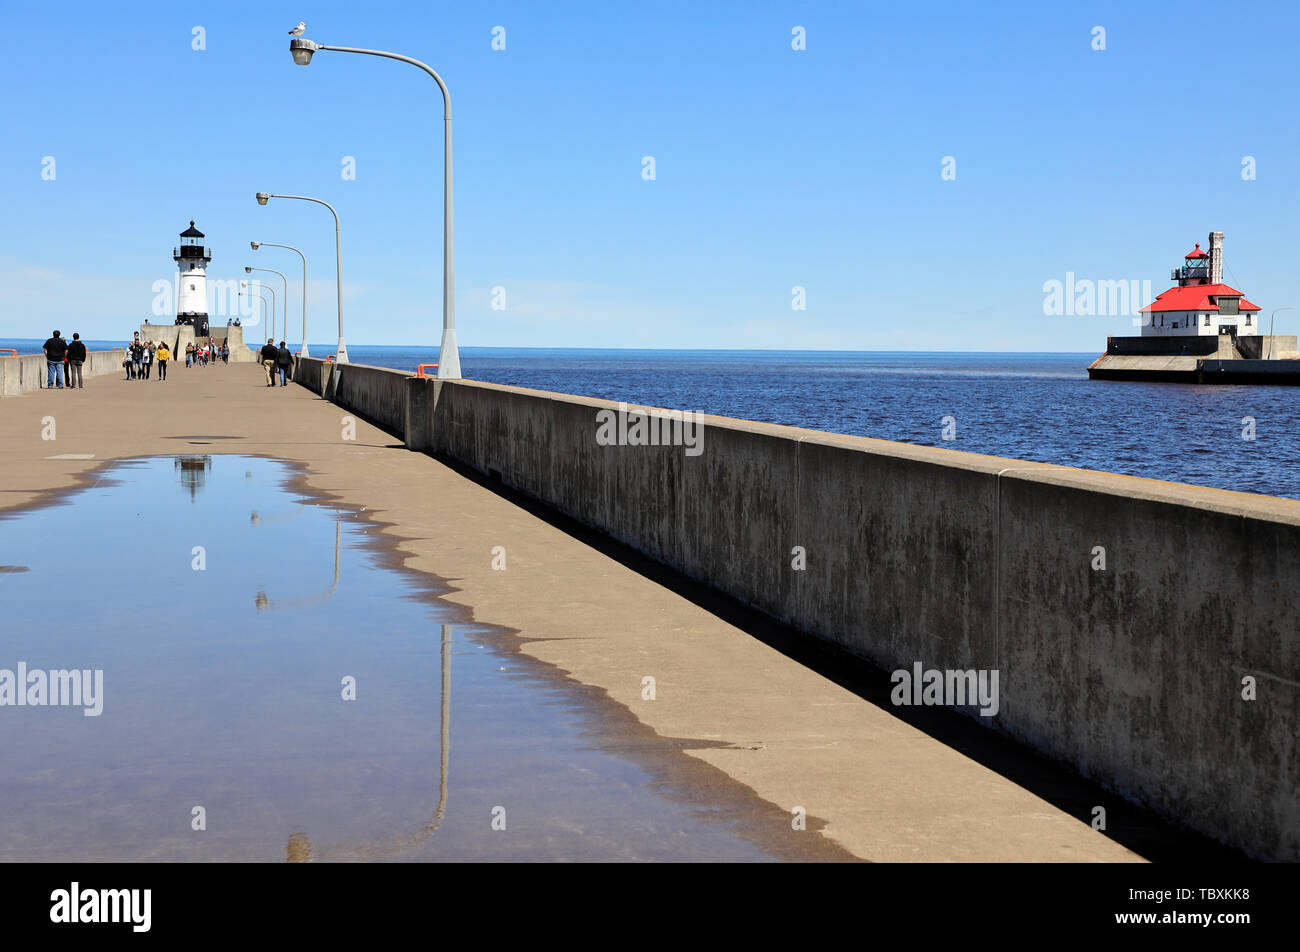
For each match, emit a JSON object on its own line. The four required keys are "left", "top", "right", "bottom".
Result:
{"left": 2, "top": 355, "right": 1290, "bottom": 860}
{"left": 135, "top": 321, "right": 257, "bottom": 364}
{"left": 0, "top": 332, "right": 257, "bottom": 397}
{"left": 1089, "top": 334, "right": 1300, "bottom": 384}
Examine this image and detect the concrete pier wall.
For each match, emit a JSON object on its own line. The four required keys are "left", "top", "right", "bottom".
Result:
{"left": 300, "top": 360, "right": 409, "bottom": 435}
{"left": 295, "top": 356, "right": 1300, "bottom": 860}
{"left": 0, "top": 349, "right": 127, "bottom": 396}
{"left": 137, "top": 322, "right": 257, "bottom": 363}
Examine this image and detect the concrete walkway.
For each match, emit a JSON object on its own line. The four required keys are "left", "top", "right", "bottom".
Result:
{"left": 0, "top": 362, "right": 1146, "bottom": 861}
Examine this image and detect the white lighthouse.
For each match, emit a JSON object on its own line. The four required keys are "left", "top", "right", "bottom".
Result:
{"left": 173, "top": 221, "right": 211, "bottom": 337}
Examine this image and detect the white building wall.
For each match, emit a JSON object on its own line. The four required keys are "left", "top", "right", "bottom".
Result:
{"left": 177, "top": 259, "right": 208, "bottom": 316}
{"left": 1140, "top": 311, "right": 1208, "bottom": 336}
{"left": 1138, "top": 310, "right": 1259, "bottom": 336}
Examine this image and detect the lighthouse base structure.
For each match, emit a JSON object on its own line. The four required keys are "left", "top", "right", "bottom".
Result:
{"left": 1089, "top": 334, "right": 1300, "bottom": 384}
{"left": 136, "top": 321, "right": 259, "bottom": 363}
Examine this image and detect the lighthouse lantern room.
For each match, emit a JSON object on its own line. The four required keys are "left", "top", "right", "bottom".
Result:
{"left": 1138, "top": 231, "right": 1260, "bottom": 337}
{"left": 173, "top": 220, "right": 211, "bottom": 338}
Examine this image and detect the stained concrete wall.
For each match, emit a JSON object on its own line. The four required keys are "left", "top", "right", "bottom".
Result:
{"left": 1236, "top": 335, "right": 1298, "bottom": 359}
{"left": 296, "top": 356, "right": 1300, "bottom": 860}
{"left": 294, "top": 358, "right": 408, "bottom": 436}
{"left": 0, "top": 349, "right": 128, "bottom": 396}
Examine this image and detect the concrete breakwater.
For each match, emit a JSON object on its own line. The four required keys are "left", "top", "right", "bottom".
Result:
{"left": 1089, "top": 334, "right": 1300, "bottom": 384}
{"left": 0, "top": 349, "right": 125, "bottom": 396}
{"left": 134, "top": 322, "right": 257, "bottom": 365}
{"left": 302, "top": 356, "right": 1299, "bottom": 860}
{"left": 1, "top": 333, "right": 258, "bottom": 397}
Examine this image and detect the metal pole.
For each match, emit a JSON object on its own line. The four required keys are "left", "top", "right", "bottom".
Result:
{"left": 1268, "top": 307, "right": 1294, "bottom": 360}
{"left": 245, "top": 284, "right": 275, "bottom": 340}
{"left": 238, "top": 291, "right": 265, "bottom": 339}
{"left": 257, "top": 243, "right": 309, "bottom": 357}
{"left": 296, "top": 43, "right": 459, "bottom": 378}
{"left": 249, "top": 267, "right": 289, "bottom": 344}
{"left": 260, "top": 285, "right": 276, "bottom": 340}
{"left": 262, "top": 195, "right": 346, "bottom": 363}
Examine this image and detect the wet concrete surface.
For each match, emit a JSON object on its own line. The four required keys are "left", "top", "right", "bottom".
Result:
{"left": 0, "top": 455, "right": 854, "bottom": 861}
{"left": 0, "top": 365, "right": 1162, "bottom": 861}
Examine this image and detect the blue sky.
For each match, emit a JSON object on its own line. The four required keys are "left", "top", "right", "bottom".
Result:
{"left": 2, "top": 1, "right": 1299, "bottom": 350}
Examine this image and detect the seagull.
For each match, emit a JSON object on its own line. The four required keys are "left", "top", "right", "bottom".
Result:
{"left": 289, "top": 21, "right": 306, "bottom": 36}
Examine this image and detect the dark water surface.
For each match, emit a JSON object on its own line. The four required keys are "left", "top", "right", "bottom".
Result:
{"left": 7, "top": 341, "right": 1296, "bottom": 498}
{"left": 0, "top": 455, "right": 847, "bottom": 862}
{"left": 343, "top": 347, "right": 1300, "bottom": 501}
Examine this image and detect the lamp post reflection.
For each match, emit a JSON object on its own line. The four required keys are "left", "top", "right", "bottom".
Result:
{"left": 254, "top": 521, "right": 340, "bottom": 611}
{"left": 285, "top": 623, "right": 452, "bottom": 861}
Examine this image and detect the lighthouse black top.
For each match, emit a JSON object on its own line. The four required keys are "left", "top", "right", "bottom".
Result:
{"left": 175, "top": 221, "right": 209, "bottom": 262}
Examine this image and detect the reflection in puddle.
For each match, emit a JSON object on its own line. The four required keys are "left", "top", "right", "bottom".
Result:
{"left": 0, "top": 456, "right": 852, "bottom": 862}
{"left": 174, "top": 455, "right": 211, "bottom": 500}
{"left": 256, "top": 521, "right": 340, "bottom": 612}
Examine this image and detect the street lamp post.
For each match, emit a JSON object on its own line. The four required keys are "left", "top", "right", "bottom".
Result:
{"left": 240, "top": 291, "right": 269, "bottom": 338}
{"left": 288, "top": 36, "right": 460, "bottom": 379}
{"left": 256, "top": 192, "right": 347, "bottom": 363}
{"left": 246, "top": 266, "right": 288, "bottom": 344}
{"left": 240, "top": 284, "right": 276, "bottom": 339}
{"left": 1268, "top": 307, "right": 1294, "bottom": 360}
{"left": 252, "top": 241, "right": 310, "bottom": 357}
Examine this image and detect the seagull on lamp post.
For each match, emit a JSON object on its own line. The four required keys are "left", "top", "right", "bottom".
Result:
{"left": 289, "top": 21, "right": 306, "bottom": 36}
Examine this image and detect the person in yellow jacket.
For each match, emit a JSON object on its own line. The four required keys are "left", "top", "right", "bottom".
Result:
{"left": 156, "top": 343, "right": 170, "bottom": 382}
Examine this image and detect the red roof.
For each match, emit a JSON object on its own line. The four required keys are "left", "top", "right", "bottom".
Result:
{"left": 1184, "top": 242, "right": 1208, "bottom": 259}
{"left": 1140, "top": 283, "right": 1260, "bottom": 313}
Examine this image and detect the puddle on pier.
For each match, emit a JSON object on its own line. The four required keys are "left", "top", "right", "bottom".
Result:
{"left": 0, "top": 455, "right": 852, "bottom": 862}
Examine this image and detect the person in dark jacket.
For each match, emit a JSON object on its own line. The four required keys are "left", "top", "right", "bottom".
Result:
{"left": 260, "top": 339, "right": 278, "bottom": 387}
{"left": 276, "top": 341, "right": 293, "bottom": 387}
{"left": 43, "top": 330, "right": 68, "bottom": 389}
{"left": 66, "top": 333, "right": 87, "bottom": 389}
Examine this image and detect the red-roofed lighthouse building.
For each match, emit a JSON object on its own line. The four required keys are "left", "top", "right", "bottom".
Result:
{"left": 1138, "top": 231, "right": 1261, "bottom": 337}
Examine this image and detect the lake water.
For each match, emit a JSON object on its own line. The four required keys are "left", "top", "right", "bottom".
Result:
{"left": 6, "top": 341, "right": 1296, "bottom": 499}
{"left": 358, "top": 346, "right": 1300, "bottom": 501}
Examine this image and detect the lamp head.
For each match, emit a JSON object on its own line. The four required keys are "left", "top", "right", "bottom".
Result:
{"left": 256, "top": 192, "right": 270, "bottom": 206}
{"left": 290, "top": 38, "right": 318, "bottom": 66}
{"left": 245, "top": 267, "right": 253, "bottom": 274}
{"left": 250, "top": 241, "right": 260, "bottom": 250}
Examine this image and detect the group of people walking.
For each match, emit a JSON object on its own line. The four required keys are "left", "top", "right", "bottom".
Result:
{"left": 41, "top": 330, "right": 87, "bottom": 389}
{"left": 123, "top": 335, "right": 170, "bottom": 380}
{"left": 39, "top": 329, "right": 294, "bottom": 390}
{"left": 260, "top": 339, "right": 295, "bottom": 387}
{"left": 121, "top": 334, "right": 231, "bottom": 380}
{"left": 185, "top": 340, "right": 229, "bottom": 368}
